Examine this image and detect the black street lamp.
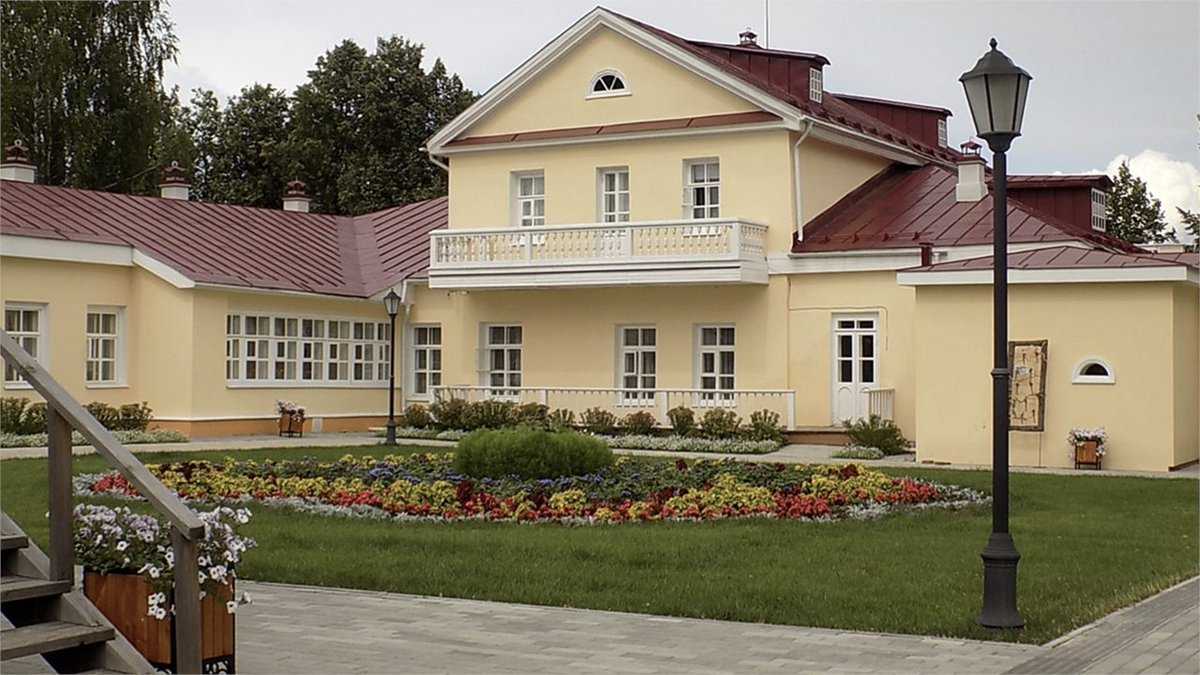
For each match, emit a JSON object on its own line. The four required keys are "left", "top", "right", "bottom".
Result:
{"left": 960, "top": 38, "right": 1031, "bottom": 631}
{"left": 383, "top": 289, "right": 402, "bottom": 446}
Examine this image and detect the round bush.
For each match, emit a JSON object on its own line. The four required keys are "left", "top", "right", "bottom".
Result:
{"left": 453, "top": 429, "right": 615, "bottom": 479}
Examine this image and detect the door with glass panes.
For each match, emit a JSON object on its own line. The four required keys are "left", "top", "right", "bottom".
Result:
{"left": 832, "top": 314, "right": 878, "bottom": 423}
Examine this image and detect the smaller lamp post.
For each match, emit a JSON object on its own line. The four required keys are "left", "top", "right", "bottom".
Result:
{"left": 383, "top": 289, "right": 402, "bottom": 446}
{"left": 960, "top": 37, "right": 1031, "bottom": 631}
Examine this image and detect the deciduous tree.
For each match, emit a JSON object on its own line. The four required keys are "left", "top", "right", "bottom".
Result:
{"left": 1106, "top": 161, "right": 1175, "bottom": 244}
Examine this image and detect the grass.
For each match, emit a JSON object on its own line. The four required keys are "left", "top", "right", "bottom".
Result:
{"left": 2, "top": 446, "right": 1195, "bottom": 644}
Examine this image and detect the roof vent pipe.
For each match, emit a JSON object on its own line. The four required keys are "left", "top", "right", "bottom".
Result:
{"left": 738, "top": 27, "right": 760, "bottom": 48}
{"left": 956, "top": 139, "right": 987, "bottom": 203}
{"left": 1, "top": 140, "right": 36, "bottom": 183}
{"left": 282, "top": 179, "right": 311, "bottom": 213}
{"left": 919, "top": 242, "right": 934, "bottom": 267}
{"left": 159, "top": 161, "right": 191, "bottom": 200}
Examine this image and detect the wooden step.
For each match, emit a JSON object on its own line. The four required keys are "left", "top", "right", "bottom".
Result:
{"left": 1, "top": 533, "right": 29, "bottom": 551}
{"left": 0, "top": 621, "right": 115, "bottom": 660}
{"left": 0, "top": 576, "right": 72, "bottom": 602}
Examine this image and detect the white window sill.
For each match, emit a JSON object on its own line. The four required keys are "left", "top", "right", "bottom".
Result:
{"left": 226, "top": 381, "right": 392, "bottom": 390}
{"left": 1071, "top": 378, "right": 1115, "bottom": 385}
{"left": 585, "top": 90, "right": 631, "bottom": 100}
{"left": 2, "top": 382, "right": 33, "bottom": 390}
{"left": 86, "top": 383, "right": 129, "bottom": 389}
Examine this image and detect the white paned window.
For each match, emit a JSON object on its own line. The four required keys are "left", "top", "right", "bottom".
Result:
{"left": 685, "top": 160, "right": 720, "bottom": 219}
{"left": 411, "top": 325, "right": 442, "bottom": 398}
{"left": 1091, "top": 189, "right": 1108, "bottom": 232}
{"left": 937, "top": 119, "right": 948, "bottom": 148}
{"left": 86, "top": 307, "right": 123, "bottom": 385}
{"left": 697, "top": 325, "right": 735, "bottom": 403}
{"left": 618, "top": 326, "right": 656, "bottom": 404}
{"left": 589, "top": 70, "right": 628, "bottom": 97}
{"left": 809, "top": 67, "right": 823, "bottom": 103}
{"left": 599, "top": 168, "right": 630, "bottom": 223}
{"left": 225, "top": 313, "right": 388, "bottom": 387}
{"left": 4, "top": 303, "right": 45, "bottom": 386}
{"left": 515, "top": 172, "right": 545, "bottom": 227}
{"left": 485, "top": 324, "right": 522, "bottom": 397}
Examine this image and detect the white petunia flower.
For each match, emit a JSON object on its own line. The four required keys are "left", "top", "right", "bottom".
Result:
{"left": 116, "top": 541, "right": 129, "bottom": 552}
{"left": 225, "top": 600, "right": 238, "bottom": 614}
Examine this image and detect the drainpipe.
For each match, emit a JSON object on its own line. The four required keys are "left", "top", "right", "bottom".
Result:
{"left": 792, "top": 119, "right": 814, "bottom": 243}
{"left": 422, "top": 147, "right": 450, "bottom": 173}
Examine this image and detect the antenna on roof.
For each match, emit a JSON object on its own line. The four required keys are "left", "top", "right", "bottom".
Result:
{"left": 764, "top": 0, "right": 770, "bottom": 48}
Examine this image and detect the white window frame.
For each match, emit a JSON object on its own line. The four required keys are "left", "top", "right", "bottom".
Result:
{"left": 937, "top": 119, "right": 948, "bottom": 148}
{"left": 3, "top": 302, "right": 46, "bottom": 388}
{"left": 617, "top": 326, "right": 656, "bottom": 405}
{"left": 1072, "top": 358, "right": 1115, "bottom": 385}
{"left": 1091, "top": 189, "right": 1108, "bottom": 233}
{"left": 695, "top": 325, "right": 736, "bottom": 406}
{"left": 598, "top": 167, "right": 630, "bottom": 223}
{"left": 225, "top": 312, "right": 390, "bottom": 388}
{"left": 809, "top": 67, "right": 823, "bottom": 103}
{"left": 410, "top": 324, "right": 442, "bottom": 400}
{"left": 85, "top": 306, "right": 125, "bottom": 387}
{"left": 587, "top": 69, "right": 630, "bottom": 99}
{"left": 513, "top": 171, "right": 545, "bottom": 227}
{"left": 683, "top": 159, "right": 720, "bottom": 220}
{"left": 483, "top": 324, "right": 522, "bottom": 398}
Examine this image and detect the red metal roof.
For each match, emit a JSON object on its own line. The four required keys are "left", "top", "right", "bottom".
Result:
{"left": 0, "top": 180, "right": 446, "bottom": 297}
{"left": 907, "top": 246, "right": 1199, "bottom": 272}
{"left": 1002, "top": 174, "right": 1114, "bottom": 189}
{"left": 793, "top": 165, "right": 1146, "bottom": 255}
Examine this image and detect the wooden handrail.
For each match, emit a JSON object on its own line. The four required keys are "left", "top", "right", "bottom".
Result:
{"left": 1, "top": 329, "right": 205, "bottom": 673}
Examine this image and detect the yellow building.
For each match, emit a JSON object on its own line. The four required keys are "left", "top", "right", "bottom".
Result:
{"left": 2, "top": 8, "right": 1196, "bottom": 472}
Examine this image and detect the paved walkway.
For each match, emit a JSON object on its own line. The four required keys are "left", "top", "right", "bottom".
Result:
{"left": 231, "top": 576, "right": 1199, "bottom": 674}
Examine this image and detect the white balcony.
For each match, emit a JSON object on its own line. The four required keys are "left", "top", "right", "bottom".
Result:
{"left": 427, "top": 218, "right": 768, "bottom": 289}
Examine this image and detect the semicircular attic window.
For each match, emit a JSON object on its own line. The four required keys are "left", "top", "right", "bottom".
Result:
{"left": 1072, "top": 359, "right": 1115, "bottom": 384}
{"left": 588, "top": 70, "right": 629, "bottom": 98}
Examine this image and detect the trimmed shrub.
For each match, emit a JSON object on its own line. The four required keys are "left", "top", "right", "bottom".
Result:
{"left": 619, "top": 411, "right": 657, "bottom": 436}
{"left": 21, "top": 402, "right": 47, "bottom": 435}
{"left": 1, "top": 397, "right": 29, "bottom": 433}
{"left": 699, "top": 408, "right": 741, "bottom": 439}
{"left": 430, "top": 397, "right": 470, "bottom": 431}
{"left": 116, "top": 402, "right": 154, "bottom": 431}
{"left": 743, "top": 409, "right": 786, "bottom": 444}
{"left": 514, "top": 402, "right": 550, "bottom": 430}
{"left": 403, "top": 404, "right": 433, "bottom": 429}
{"left": 842, "top": 415, "right": 912, "bottom": 456}
{"left": 465, "top": 400, "right": 517, "bottom": 430}
{"left": 85, "top": 402, "right": 120, "bottom": 430}
{"left": 547, "top": 408, "right": 576, "bottom": 432}
{"left": 667, "top": 406, "right": 696, "bottom": 437}
{"left": 453, "top": 429, "right": 614, "bottom": 479}
{"left": 580, "top": 407, "right": 617, "bottom": 435}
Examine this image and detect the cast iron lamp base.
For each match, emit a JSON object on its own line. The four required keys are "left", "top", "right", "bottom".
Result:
{"left": 978, "top": 532, "right": 1024, "bottom": 630}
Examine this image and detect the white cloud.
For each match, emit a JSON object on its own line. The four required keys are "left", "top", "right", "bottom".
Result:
{"left": 1100, "top": 150, "right": 1200, "bottom": 242}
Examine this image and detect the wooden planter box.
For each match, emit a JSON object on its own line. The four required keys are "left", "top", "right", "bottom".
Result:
{"left": 1074, "top": 441, "right": 1103, "bottom": 470}
{"left": 278, "top": 412, "right": 304, "bottom": 438}
{"left": 83, "top": 571, "right": 235, "bottom": 673}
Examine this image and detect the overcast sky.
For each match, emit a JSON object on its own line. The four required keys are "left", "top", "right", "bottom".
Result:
{"left": 163, "top": 0, "right": 1200, "bottom": 238}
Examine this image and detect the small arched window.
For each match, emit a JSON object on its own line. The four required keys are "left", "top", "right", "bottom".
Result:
{"left": 1072, "top": 359, "right": 1115, "bottom": 384}
{"left": 588, "top": 70, "right": 629, "bottom": 98}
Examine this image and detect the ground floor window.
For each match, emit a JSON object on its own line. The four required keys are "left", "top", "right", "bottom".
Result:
{"left": 411, "top": 324, "right": 442, "bottom": 398}
{"left": 619, "top": 326, "right": 656, "bottom": 403}
{"left": 485, "top": 324, "right": 522, "bottom": 396}
{"left": 225, "top": 313, "right": 388, "bottom": 386}
{"left": 86, "top": 307, "right": 123, "bottom": 385}
{"left": 697, "top": 325, "right": 735, "bottom": 402}
{"left": 4, "top": 303, "right": 44, "bottom": 386}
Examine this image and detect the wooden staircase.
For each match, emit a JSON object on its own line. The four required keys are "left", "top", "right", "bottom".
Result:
{"left": 1, "top": 513, "right": 150, "bottom": 673}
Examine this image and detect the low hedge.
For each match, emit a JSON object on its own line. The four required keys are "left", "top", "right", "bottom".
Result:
{"left": 1, "top": 428, "right": 189, "bottom": 448}
{"left": 453, "top": 428, "right": 614, "bottom": 479}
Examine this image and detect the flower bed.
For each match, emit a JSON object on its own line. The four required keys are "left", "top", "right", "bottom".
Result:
{"left": 77, "top": 454, "right": 985, "bottom": 525}
{"left": 1, "top": 428, "right": 189, "bottom": 448}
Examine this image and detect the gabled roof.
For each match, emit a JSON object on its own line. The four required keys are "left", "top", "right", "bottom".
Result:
{"left": 0, "top": 180, "right": 446, "bottom": 298}
{"left": 793, "top": 164, "right": 1144, "bottom": 255}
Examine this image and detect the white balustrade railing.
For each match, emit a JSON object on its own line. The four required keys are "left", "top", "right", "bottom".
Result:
{"left": 432, "top": 385, "right": 795, "bottom": 429}
{"left": 866, "top": 388, "right": 895, "bottom": 421}
{"left": 430, "top": 218, "right": 768, "bottom": 268}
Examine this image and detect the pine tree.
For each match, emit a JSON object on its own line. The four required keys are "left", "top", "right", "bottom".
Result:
{"left": 1106, "top": 161, "right": 1175, "bottom": 244}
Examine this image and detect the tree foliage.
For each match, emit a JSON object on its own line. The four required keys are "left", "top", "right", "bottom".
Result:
{"left": 1178, "top": 208, "right": 1200, "bottom": 252}
{"left": 193, "top": 84, "right": 293, "bottom": 208}
{"left": 1105, "top": 162, "right": 1175, "bottom": 245}
{"left": 0, "top": 0, "right": 179, "bottom": 193}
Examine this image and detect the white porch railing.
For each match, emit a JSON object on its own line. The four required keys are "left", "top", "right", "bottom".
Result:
{"left": 866, "top": 387, "right": 895, "bottom": 421}
{"left": 433, "top": 385, "right": 796, "bottom": 429}
{"left": 430, "top": 218, "right": 767, "bottom": 268}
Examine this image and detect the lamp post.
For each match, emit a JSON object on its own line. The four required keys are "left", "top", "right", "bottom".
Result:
{"left": 383, "top": 289, "right": 402, "bottom": 446}
{"left": 960, "top": 38, "right": 1031, "bottom": 631}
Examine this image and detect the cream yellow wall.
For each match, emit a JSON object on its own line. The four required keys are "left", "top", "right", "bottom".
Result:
{"left": 799, "top": 139, "right": 891, "bottom": 226}
{"left": 913, "top": 282, "right": 1188, "bottom": 472}
{"left": 466, "top": 26, "right": 757, "bottom": 137}
{"left": 127, "top": 268, "right": 196, "bottom": 419}
{"left": 1172, "top": 284, "right": 1199, "bottom": 467}
{"left": 787, "top": 271, "right": 917, "bottom": 433}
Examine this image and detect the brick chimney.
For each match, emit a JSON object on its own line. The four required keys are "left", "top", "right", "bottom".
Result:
{"left": 738, "top": 28, "right": 760, "bottom": 48}
{"left": 956, "top": 140, "right": 987, "bottom": 203}
{"left": 282, "top": 180, "right": 311, "bottom": 213}
{"left": 159, "top": 161, "right": 190, "bottom": 200}
{"left": 1, "top": 140, "right": 36, "bottom": 183}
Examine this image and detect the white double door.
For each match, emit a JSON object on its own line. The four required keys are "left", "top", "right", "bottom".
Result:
{"left": 832, "top": 314, "right": 878, "bottom": 424}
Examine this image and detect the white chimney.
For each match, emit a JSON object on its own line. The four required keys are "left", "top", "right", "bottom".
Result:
{"left": 0, "top": 140, "right": 36, "bottom": 183}
{"left": 282, "top": 179, "right": 311, "bottom": 213}
{"left": 159, "top": 161, "right": 190, "bottom": 200}
{"left": 956, "top": 139, "right": 987, "bottom": 203}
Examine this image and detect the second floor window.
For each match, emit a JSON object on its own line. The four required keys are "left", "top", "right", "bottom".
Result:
{"left": 685, "top": 160, "right": 720, "bottom": 219}
{"left": 515, "top": 172, "right": 545, "bottom": 227}
{"left": 599, "top": 168, "right": 630, "bottom": 223}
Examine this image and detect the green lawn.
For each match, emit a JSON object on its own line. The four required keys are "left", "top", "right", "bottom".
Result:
{"left": 2, "top": 447, "right": 1195, "bottom": 644}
